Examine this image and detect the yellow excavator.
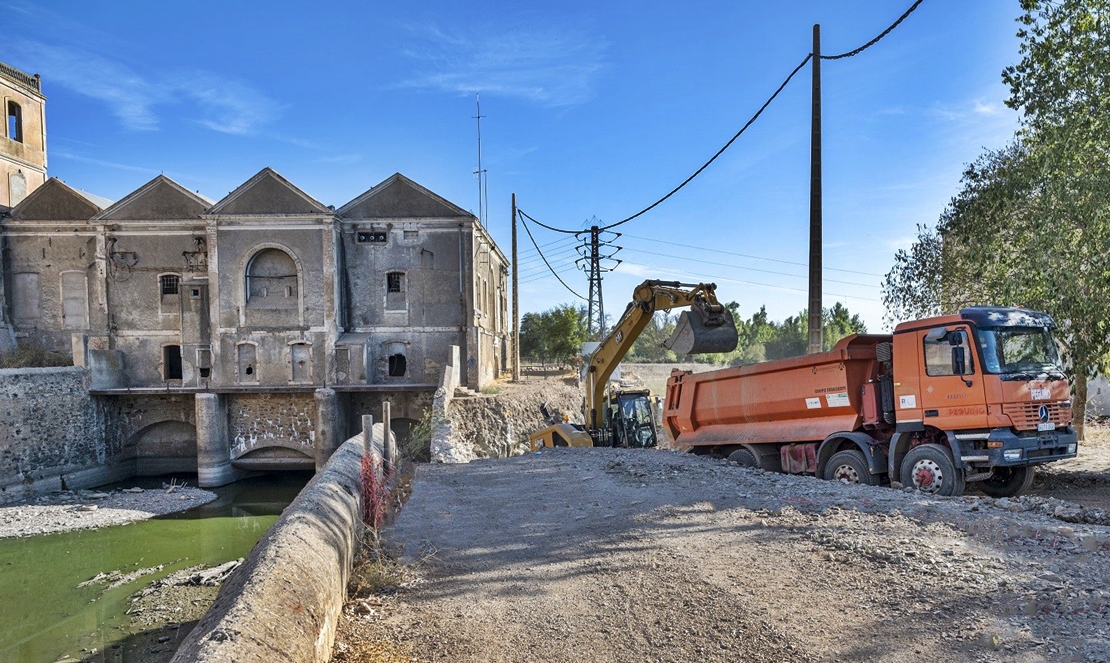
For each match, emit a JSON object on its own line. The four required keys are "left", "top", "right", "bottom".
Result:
{"left": 529, "top": 280, "right": 738, "bottom": 450}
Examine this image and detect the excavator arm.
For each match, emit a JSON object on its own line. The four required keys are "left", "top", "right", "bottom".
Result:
{"left": 584, "top": 280, "right": 737, "bottom": 431}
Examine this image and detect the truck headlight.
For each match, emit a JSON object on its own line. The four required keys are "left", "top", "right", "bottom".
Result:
{"left": 1068, "top": 443, "right": 1077, "bottom": 454}
{"left": 1003, "top": 449, "right": 1023, "bottom": 462}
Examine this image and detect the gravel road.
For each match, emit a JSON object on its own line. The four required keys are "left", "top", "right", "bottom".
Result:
{"left": 335, "top": 437, "right": 1110, "bottom": 663}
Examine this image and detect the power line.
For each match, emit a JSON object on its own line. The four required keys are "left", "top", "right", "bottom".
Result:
{"left": 518, "top": 216, "right": 586, "bottom": 300}
{"left": 518, "top": 0, "right": 926, "bottom": 235}
{"left": 600, "top": 53, "right": 813, "bottom": 232}
{"left": 619, "top": 259, "right": 881, "bottom": 303}
{"left": 622, "top": 233, "right": 884, "bottom": 276}
{"left": 518, "top": 209, "right": 579, "bottom": 235}
{"left": 619, "top": 245, "right": 880, "bottom": 288}
{"left": 821, "top": 0, "right": 925, "bottom": 60}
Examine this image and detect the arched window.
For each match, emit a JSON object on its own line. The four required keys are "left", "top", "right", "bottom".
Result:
{"left": 388, "top": 353, "right": 407, "bottom": 377}
{"left": 246, "top": 248, "right": 297, "bottom": 309}
{"left": 6, "top": 101, "right": 22, "bottom": 143}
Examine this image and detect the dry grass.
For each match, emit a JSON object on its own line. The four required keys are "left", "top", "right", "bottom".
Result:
{"left": 1084, "top": 421, "right": 1110, "bottom": 447}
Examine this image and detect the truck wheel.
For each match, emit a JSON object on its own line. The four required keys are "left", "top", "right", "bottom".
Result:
{"left": 900, "top": 444, "right": 965, "bottom": 497}
{"left": 978, "top": 466, "right": 1035, "bottom": 498}
{"left": 728, "top": 448, "right": 758, "bottom": 469}
{"left": 823, "top": 450, "right": 877, "bottom": 486}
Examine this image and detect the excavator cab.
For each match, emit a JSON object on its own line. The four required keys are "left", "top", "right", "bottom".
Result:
{"left": 607, "top": 389, "right": 659, "bottom": 448}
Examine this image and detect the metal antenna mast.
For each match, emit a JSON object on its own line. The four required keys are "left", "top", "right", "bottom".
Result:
{"left": 473, "top": 93, "right": 488, "bottom": 227}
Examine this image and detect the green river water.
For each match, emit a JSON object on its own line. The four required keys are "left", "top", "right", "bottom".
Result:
{"left": 0, "top": 472, "right": 311, "bottom": 663}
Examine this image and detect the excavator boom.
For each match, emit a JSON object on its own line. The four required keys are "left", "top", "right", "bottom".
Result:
{"left": 584, "top": 280, "right": 738, "bottom": 431}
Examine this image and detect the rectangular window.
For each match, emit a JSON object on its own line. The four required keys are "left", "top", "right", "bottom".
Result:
{"left": 291, "top": 343, "right": 311, "bottom": 382}
{"left": 160, "top": 274, "right": 180, "bottom": 296}
{"left": 12, "top": 272, "right": 40, "bottom": 322}
{"left": 924, "top": 329, "right": 974, "bottom": 377}
{"left": 387, "top": 272, "right": 403, "bottom": 293}
{"left": 7, "top": 101, "right": 23, "bottom": 143}
{"left": 356, "top": 230, "right": 387, "bottom": 244}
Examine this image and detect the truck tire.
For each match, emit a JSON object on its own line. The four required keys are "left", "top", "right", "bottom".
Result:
{"left": 978, "top": 466, "right": 1035, "bottom": 498}
{"left": 823, "top": 450, "right": 877, "bottom": 486}
{"left": 900, "top": 444, "right": 965, "bottom": 497}
{"left": 728, "top": 448, "right": 758, "bottom": 469}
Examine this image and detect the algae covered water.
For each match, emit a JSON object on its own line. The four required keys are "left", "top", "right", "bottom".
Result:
{"left": 0, "top": 472, "right": 310, "bottom": 663}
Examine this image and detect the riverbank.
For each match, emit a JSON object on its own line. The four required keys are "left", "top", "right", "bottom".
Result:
{"left": 0, "top": 484, "right": 217, "bottom": 539}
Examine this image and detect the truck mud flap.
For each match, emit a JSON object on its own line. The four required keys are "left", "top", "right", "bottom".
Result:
{"left": 665, "top": 308, "right": 739, "bottom": 355}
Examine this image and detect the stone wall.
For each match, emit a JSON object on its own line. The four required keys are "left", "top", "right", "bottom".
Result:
{"left": 0, "top": 367, "right": 119, "bottom": 502}
{"left": 228, "top": 392, "right": 317, "bottom": 463}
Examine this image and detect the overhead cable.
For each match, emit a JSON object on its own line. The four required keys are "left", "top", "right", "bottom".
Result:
{"left": 599, "top": 53, "right": 814, "bottom": 232}
{"left": 821, "top": 0, "right": 925, "bottom": 60}
{"left": 518, "top": 216, "right": 586, "bottom": 300}
{"left": 622, "top": 233, "right": 884, "bottom": 276}
{"left": 518, "top": 209, "right": 579, "bottom": 235}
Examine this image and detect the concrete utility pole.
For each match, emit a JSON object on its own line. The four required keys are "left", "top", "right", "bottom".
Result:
{"left": 807, "top": 23, "right": 824, "bottom": 355}
{"left": 512, "top": 193, "right": 520, "bottom": 381}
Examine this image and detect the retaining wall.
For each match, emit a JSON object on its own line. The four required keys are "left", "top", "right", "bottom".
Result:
{"left": 0, "top": 367, "right": 124, "bottom": 502}
{"left": 171, "top": 437, "right": 364, "bottom": 663}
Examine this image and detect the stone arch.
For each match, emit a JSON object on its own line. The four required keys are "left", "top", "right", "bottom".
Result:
{"left": 125, "top": 420, "right": 198, "bottom": 476}
{"left": 239, "top": 243, "right": 304, "bottom": 327}
{"left": 231, "top": 444, "right": 315, "bottom": 471}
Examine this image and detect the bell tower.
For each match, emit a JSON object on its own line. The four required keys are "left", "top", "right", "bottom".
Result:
{"left": 0, "top": 61, "right": 46, "bottom": 210}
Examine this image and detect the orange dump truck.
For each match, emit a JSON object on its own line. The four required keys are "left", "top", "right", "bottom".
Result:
{"left": 663, "top": 307, "right": 1078, "bottom": 497}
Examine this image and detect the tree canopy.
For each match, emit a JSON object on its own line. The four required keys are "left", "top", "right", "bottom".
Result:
{"left": 884, "top": 0, "right": 1110, "bottom": 434}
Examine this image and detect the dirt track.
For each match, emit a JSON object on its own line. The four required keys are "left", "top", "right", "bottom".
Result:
{"left": 335, "top": 432, "right": 1110, "bottom": 663}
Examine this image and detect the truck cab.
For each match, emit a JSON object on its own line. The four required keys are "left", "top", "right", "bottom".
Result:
{"left": 890, "top": 306, "right": 1077, "bottom": 496}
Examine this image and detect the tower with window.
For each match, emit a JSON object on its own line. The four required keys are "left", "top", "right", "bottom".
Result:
{"left": 0, "top": 62, "right": 47, "bottom": 210}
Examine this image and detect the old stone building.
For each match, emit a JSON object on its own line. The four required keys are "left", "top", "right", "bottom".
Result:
{"left": 0, "top": 62, "right": 46, "bottom": 211}
{"left": 0, "top": 167, "right": 510, "bottom": 487}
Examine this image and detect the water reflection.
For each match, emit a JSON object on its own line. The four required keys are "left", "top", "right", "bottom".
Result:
{"left": 0, "top": 471, "right": 310, "bottom": 663}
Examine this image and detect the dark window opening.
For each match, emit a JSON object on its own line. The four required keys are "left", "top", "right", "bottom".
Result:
{"left": 387, "top": 272, "right": 404, "bottom": 293}
{"left": 164, "top": 345, "right": 183, "bottom": 380}
{"left": 7, "top": 101, "right": 22, "bottom": 143}
{"left": 199, "top": 367, "right": 210, "bottom": 378}
{"left": 160, "top": 274, "right": 180, "bottom": 296}
{"left": 190, "top": 288, "right": 201, "bottom": 299}
{"left": 245, "top": 365, "right": 253, "bottom": 376}
{"left": 388, "top": 353, "right": 407, "bottom": 377}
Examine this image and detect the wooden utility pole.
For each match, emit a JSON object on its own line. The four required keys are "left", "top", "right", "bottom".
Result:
{"left": 511, "top": 193, "right": 520, "bottom": 381}
{"left": 807, "top": 23, "right": 824, "bottom": 355}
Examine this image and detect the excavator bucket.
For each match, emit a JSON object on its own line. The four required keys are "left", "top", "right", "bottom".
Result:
{"left": 665, "top": 308, "right": 739, "bottom": 355}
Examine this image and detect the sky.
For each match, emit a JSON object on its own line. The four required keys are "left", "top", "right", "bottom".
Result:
{"left": 2, "top": 0, "right": 1025, "bottom": 332}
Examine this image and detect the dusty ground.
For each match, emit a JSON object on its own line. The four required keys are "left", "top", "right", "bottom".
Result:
{"left": 335, "top": 427, "right": 1110, "bottom": 663}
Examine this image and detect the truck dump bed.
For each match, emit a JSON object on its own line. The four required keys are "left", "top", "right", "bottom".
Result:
{"left": 664, "top": 334, "right": 887, "bottom": 448}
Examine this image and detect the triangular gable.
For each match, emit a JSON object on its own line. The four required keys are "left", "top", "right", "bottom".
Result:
{"left": 338, "top": 173, "right": 472, "bottom": 219}
{"left": 96, "top": 175, "right": 212, "bottom": 221}
{"left": 208, "top": 167, "right": 330, "bottom": 216}
{"left": 8, "top": 178, "right": 105, "bottom": 221}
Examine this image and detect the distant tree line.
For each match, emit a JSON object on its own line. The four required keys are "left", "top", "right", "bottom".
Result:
{"left": 517, "top": 301, "right": 866, "bottom": 368}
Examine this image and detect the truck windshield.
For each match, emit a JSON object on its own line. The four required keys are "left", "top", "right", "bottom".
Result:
{"left": 976, "top": 326, "right": 1064, "bottom": 379}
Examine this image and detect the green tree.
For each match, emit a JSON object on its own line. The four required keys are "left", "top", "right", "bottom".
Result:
{"left": 886, "top": 2, "right": 1110, "bottom": 437}
{"left": 625, "top": 311, "right": 679, "bottom": 363}
{"left": 519, "top": 304, "right": 589, "bottom": 368}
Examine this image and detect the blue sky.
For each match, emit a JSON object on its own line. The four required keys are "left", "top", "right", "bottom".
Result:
{"left": 3, "top": 1, "right": 1023, "bottom": 331}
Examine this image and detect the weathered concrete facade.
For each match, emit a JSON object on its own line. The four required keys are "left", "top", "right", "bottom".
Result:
{"left": 0, "top": 62, "right": 46, "bottom": 211}
{"left": 0, "top": 167, "right": 509, "bottom": 486}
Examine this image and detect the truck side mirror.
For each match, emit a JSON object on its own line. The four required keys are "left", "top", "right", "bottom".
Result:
{"left": 952, "top": 346, "right": 967, "bottom": 375}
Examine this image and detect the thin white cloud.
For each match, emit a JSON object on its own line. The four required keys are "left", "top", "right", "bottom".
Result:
{"left": 5, "top": 38, "right": 281, "bottom": 135}
{"left": 398, "top": 22, "right": 608, "bottom": 106}
{"left": 313, "top": 154, "right": 363, "bottom": 165}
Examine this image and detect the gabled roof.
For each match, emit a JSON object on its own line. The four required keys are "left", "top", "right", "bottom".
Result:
{"left": 207, "top": 167, "right": 331, "bottom": 216}
{"left": 96, "top": 174, "right": 212, "bottom": 221}
{"left": 8, "top": 178, "right": 107, "bottom": 221}
{"left": 338, "top": 173, "right": 472, "bottom": 219}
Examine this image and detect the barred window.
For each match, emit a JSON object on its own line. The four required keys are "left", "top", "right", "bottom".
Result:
{"left": 387, "top": 272, "right": 404, "bottom": 293}
{"left": 160, "top": 274, "right": 180, "bottom": 296}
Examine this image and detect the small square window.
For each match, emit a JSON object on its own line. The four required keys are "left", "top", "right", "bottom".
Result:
{"left": 403, "top": 229, "right": 418, "bottom": 240}
{"left": 190, "top": 288, "right": 201, "bottom": 299}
